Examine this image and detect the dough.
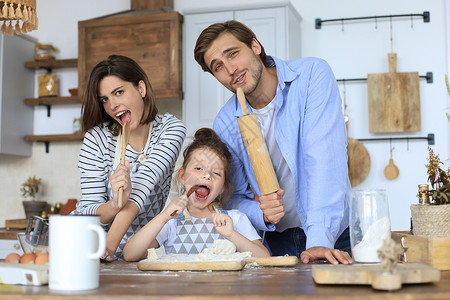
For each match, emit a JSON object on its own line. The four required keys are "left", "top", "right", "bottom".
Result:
{"left": 147, "top": 245, "right": 166, "bottom": 260}
{"left": 201, "top": 239, "right": 236, "bottom": 255}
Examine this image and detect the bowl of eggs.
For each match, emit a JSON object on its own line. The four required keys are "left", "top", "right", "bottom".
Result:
{"left": 4, "top": 233, "right": 49, "bottom": 265}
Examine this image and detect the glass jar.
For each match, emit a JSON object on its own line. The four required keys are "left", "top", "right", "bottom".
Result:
{"left": 350, "top": 189, "right": 391, "bottom": 263}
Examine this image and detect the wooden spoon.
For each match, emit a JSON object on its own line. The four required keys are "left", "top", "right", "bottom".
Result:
{"left": 384, "top": 158, "right": 399, "bottom": 180}
{"left": 118, "top": 121, "right": 130, "bottom": 209}
{"left": 170, "top": 185, "right": 199, "bottom": 216}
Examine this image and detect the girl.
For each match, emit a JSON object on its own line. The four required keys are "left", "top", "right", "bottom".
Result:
{"left": 73, "top": 55, "right": 186, "bottom": 260}
{"left": 123, "top": 128, "right": 269, "bottom": 261}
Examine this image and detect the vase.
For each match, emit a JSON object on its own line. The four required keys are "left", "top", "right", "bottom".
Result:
{"left": 22, "top": 200, "right": 48, "bottom": 219}
{"left": 59, "top": 199, "right": 78, "bottom": 215}
{"left": 410, "top": 204, "right": 450, "bottom": 237}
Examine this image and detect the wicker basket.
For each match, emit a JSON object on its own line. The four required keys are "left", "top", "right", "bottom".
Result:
{"left": 410, "top": 204, "right": 450, "bottom": 237}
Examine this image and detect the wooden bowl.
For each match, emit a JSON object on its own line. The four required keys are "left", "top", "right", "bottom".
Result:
{"left": 68, "top": 88, "right": 78, "bottom": 96}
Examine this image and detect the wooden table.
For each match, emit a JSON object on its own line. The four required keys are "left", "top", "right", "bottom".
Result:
{"left": 0, "top": 262, "right": 449, "bottom": 299}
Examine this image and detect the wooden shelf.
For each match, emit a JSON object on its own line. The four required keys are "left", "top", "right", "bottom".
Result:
{"left": 24, "top": 133, "right": 84, "bottom": 153}
{"left": 25, "top": 58, "right": 78, "bottom": 69}
{"left": 25, "top": 96, "right": 82, "bottom": 106}
{"left": 25, "top": 133, "right": 84, "bottom": 142}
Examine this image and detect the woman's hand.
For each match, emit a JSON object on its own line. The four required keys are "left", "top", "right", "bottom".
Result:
{"left": 213, "top": 213, "right": 234, "bottom": 238}
{"left": 109, "top": 160, "right": 131, "bottom": 209}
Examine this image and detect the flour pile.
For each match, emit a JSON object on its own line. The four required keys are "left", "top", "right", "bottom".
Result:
{"left": 352, "top": 216, "right": 391, "bottom": 263}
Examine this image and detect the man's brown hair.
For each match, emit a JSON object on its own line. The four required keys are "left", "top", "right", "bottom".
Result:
{"left": 194, "top": 20, "right": 267, "bottom": 74}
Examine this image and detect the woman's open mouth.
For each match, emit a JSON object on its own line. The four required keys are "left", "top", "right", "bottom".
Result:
{"left": 116, "top": 110, "right": 131, "bottom": 125}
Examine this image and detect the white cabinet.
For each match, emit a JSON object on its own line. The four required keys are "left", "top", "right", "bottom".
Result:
{"left": 0, "top": 239, "right": 23, "bottom": 259}
{"left": 0, "top": 34, "right": 35, "bottom": 156}
{"left": 183, "top": 2, "right": 301, "bottom": 139}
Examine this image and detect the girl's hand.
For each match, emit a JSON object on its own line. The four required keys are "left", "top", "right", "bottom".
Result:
{"left": 109, "top": 160, "right": 131, "bottom": 209}
{"left": 213, "top": 213, "right": 234, "bottom": 238}
{"left": 100, "top": 248, "right": 115, "bottom": 262}
{"left": 163, "top": 195, "right": 188, "bottom": 220}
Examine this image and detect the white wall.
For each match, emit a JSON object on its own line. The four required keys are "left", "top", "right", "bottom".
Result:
{"left": 0, "top": 0, "right": 448, "bottom": 231}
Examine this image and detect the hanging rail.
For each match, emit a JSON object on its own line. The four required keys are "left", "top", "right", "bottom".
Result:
{"left": 315, "top": 11, "right": 430, "bottom": 29}
{"left": 357, "top": 133, "right": 434, "bottom": 145}
{"left": 336, "top": 72, "right": 433, "bottom": 84}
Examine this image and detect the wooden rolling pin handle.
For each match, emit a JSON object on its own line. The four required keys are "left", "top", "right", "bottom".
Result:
{"left": 236, "top": 87, "right": 249, "bottom": 115}
{"left": 170, "top": 185, "right": 199, "bottom": 216}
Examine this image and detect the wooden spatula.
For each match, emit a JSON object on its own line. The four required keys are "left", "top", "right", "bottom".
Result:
{"left": 118, "top": 121, "right": 130, "bottom": 209}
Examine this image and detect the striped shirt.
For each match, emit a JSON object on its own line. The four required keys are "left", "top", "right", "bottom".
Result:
{"left": 74, "top": 113, "right": 186, "bottom": 259}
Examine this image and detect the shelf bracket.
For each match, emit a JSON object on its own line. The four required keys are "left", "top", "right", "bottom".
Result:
{"left": 337, "top": 72, "right": 433, "bottom": 84}
{"left": 315, "top": 11, "right": 430, "bottom": 29}
{"left": 357, "top": 133, "right": 435, "bottom": 145}
{"left": 38, "top": 104, "right": 52, "bottom": 117}
{"left": 44, "top": 141, "right": 50, "bottom": 153}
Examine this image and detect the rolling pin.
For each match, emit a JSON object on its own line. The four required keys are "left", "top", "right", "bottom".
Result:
{"left": 236, "top": 88, "right": 280, "bottom": 195}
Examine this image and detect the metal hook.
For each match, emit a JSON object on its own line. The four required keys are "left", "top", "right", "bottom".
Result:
{"left": 374, "top": 16, "right": 378, "bottom": 29}
{"left": 390, "top": 16, "right": 394, "bottom": 53}
{"left": 411, "top": 14, "right": 414, "bottom": 28}
{"left": 341, "top": 19, "right": 344, "bottom": 31}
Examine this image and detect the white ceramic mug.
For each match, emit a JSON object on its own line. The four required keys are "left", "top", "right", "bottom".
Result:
{"left": 49, "top": 215, "right": 106, "bottom": 291}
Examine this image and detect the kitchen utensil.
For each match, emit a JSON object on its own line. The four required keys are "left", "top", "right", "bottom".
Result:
{"left": 367, "top": 53, "right": 421, "bottom": 133}
{"left": 170, "top": 185, "right": 198, "bottom": 216}
{"left": 347, "top": 137, "right": 371, "bottom": 187}
{"left": 312, "top": 263, "right": 440, "bottom": 290}
{"left": 384, "top": 146, "right": 399, "bottom": 180}
{"left": 138, "top": 258, "right": 246, "bottom": 271}
{"left": 49, "top": 215, "right": 105, "bottom": 291}
{"left": 350, "top": 189, "right": 391, "bottom": 263}
{"left": 19, "top": 216, "right": 49, "bottom": 253}
{"left": 235, "top": 88, "right": 279, "bottom": 195}
{"left": 245, "top": 255, "right": 298, "bottom": 266}
{"left": 137, "top": 255, "right": 298, "bottom": 271}
{"left": 118, "top": 121, "right": 130, "bottom": 209}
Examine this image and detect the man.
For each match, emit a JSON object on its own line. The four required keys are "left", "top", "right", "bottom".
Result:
{"left": 194, "top": 21, "right": 352, "bottom": 264}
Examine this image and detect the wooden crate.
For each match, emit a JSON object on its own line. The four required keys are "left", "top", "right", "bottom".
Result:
{"left": 393, "top": 232, "right": 450, "bottom": 270}
{"left": 78, "top": 10, "right": 183, "bottom": 100}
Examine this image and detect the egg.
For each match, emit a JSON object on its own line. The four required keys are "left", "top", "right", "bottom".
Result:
{"left": 19, "top": 253, "right": 36, "bottom": 264}
{"left": 5, "top": 252, "right": 21, "bottom": 263}
{"left": 35, "top": 252, "right": 49, "bottom": 265}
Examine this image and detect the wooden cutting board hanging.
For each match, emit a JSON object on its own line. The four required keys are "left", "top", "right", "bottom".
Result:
{"left": 367, "top": 53, "right": 421, "bottom": 133}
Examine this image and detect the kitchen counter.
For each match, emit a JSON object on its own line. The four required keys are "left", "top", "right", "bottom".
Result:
{"left": 0, "top": 262, "right": 449, "bottom": 299}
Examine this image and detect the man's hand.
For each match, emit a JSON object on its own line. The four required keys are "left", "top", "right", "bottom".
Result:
{"left": 300, "top": 246, "right": 353, "bottom": 265}
{"left": 259, "top": 189, "right": 285, "bottom": 224}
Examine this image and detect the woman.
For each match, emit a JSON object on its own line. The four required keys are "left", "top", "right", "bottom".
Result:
{"left": 74, "top": 55, "right": 186, "bottom": 260}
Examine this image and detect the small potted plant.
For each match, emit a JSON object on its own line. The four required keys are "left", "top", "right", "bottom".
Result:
{"left": 410, "top": 147, "right": 450, "bottom": 237}
{"left": 21, "top": 176, "right": 47, "bottom": 218}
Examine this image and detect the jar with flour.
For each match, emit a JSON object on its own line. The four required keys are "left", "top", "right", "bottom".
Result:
{"left": 350, "top": 189, "right": 391, "bottom": 263}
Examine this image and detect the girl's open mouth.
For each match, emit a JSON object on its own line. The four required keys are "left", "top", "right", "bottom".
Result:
{"left": 195, "top": 185, "right": 210, "bottom": 201}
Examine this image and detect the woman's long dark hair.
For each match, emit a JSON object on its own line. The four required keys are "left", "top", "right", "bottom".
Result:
{"left": 81, "top": 55, "right": 158, "bottom": 135}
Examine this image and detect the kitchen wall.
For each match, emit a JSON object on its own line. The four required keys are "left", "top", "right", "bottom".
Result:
{"left": 0, "top": 0, "right": 448, "bottom": 231}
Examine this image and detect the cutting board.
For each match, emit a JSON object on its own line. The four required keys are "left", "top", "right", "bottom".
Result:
{"left": 312, "top": 263, "right": 440, "bottom": 286}
{"left": 367, "top": 53, "right": 421, "bottom": 133}
{"left": 137, "top": 255, "right": 298, "bottom": 271}
{"left": 347, "top": 137, "right": 371, "bottom": 187}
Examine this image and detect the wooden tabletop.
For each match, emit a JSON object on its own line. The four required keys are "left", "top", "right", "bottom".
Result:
{"left": 0, "top": 262, "right": 448, "bottom": 299}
